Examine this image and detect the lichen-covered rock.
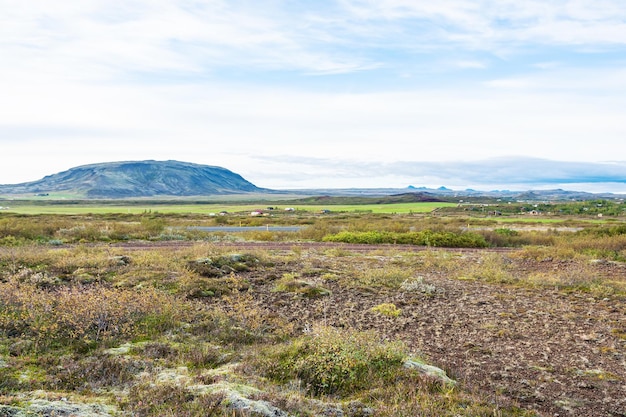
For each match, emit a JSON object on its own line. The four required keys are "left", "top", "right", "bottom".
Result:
{"left": 190, "top": 381, "right": 290, "bottom": 417}
{"left": 0, "top": 405, "right": 22, "bottom": 417}
{"left": 403, "top": 359, "right": 456, "bottom": 386}
{"left": 1, "top": 400, "right": 117, "bottom": 417}
{"left": 224, "top": 395, "right": 290, "bottom": 417}
{"left": 156, "top": 366, "right": 192, "bottom": 385}
{"left": 343, "top": 401, "right": 374, "bottom": 417}
{"left": 109, "top": 255, "right": 132, "bottom": 266}
{"left": 103, "top": 342, "right": 136, "bottom": 355}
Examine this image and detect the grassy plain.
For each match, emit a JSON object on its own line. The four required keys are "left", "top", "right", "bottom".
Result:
{"left": 1, "top": 202, "right": 625, "bottom": 416}
{"left": 0, "top": 201, "right": 456, "bottom": 215}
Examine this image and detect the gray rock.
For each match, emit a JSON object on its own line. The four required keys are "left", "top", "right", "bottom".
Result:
{"left": 109, "top": 255, "right": 131, "bottom": 266}
{"left": 343, "top": 401, "right": 374, "bottom": 417}
{"left": 190, "top": 381, "right": 291, "bottom": 417}
{"left": 0, "top": 400, "right": 117, "bottom": 417}
{"left": 0, "top": 405, "right": 22, "bottom": 417}
{"left": 229, "top": 254, "right": 245, "bottom": 262}
{"left": 225, "top": 395, "right": 290, "bottom": 417}
{"left": 403, "top": 359, "right": 456, "bottom": 386}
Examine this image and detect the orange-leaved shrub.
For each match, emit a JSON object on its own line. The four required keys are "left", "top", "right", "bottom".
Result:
{"left": 0, "top": 278, "right": 183, "bottom": 352}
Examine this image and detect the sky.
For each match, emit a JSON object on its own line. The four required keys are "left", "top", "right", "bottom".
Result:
{"left": 1, "top": 0, "right": 626, "bottom": 193}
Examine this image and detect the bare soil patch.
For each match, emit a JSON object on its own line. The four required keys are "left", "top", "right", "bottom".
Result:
{"left": 207, "top": 244, "right": 626, "bottom": 417}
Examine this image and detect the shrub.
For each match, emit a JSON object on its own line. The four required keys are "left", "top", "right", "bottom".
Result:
{"left": 49, "top": 353, "right": 150, "bottom": 391}
{"left": 355, "top": 266, "right": 413, "bottom": 288}
{"left": 524, "top": 264, "right": 625, "bottom": 296}
{"left": 272, "top": 273, "right": 331, "bottom": 298}
{"left": 458, "top": 253, "right": 516, "bottom": 284}
{"left": 0, "top": 235, "right": 26, "bottom": 246}
{"left": 140, "top": 217, "right": 166, "bottom": 236}
{"left": 186, "top": 253, "right": 259, "bottom": 277}
{"left": 177, "top": 269, "right": 251, "bottom": 299}
{"left": 190, "top": 292, "right": 295, "bottom": 345}
{"left": 557, "top": 234, "right": 626, "bottom": 261}
{"left": 371, "top": 303, "right": 402, "bottom": 317}
{"left": 0, "top": 279, "right": 183, "bottom": 352}
{"left": 323, "top": 230, "right": 488, "bottom": 248}
{"left": 126, "top": 383, "right": 225, "bottom": 417}
{"left": 0, "top": 366, "right": 24, "bottom": 392}
{"left": 258, "top": 326, "right": 407, "bottom": 396}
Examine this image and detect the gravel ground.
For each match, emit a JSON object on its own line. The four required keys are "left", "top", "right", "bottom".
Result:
{"left": 222, "top": 245, "right": 626, "bottom": 417}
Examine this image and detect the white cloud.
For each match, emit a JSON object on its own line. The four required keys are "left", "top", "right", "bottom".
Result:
{"left": 1, "top": 1, "right": 626, "bottom": 192}
{"left": 453, "top": 60, "right": 488, "bottom": 69}
{"left": 338, "top": 0, "right": 626, "bottom": 46}
{"left": 4, "top": 0, "right": 625, "bottom": 85}
{"left": 0, "top": 0, "right": 380, "bottom": 82}
{"left": 1, "top": 70, "right": 626, "bottom": 185}
{"left": 242, "top": 156, "right": 626, "bottom": 192}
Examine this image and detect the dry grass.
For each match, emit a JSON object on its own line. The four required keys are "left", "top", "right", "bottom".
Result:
{"left": 1, "top": 210, "right": 625, "bottom": 416}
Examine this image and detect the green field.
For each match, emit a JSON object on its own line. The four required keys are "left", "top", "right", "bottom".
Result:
{"left": 1, "top": 201, "right": 457, "bottom": 215}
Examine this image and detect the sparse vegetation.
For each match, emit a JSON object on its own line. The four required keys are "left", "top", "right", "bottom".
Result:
{"left": 371, "top": 302, "right": 402, "bottom": 317}
{"left": 0, "top": 205, "right": 624, "bottom": 416}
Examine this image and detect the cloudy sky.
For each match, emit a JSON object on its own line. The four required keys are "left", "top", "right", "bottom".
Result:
{"left": 1, "top": 0, "right": 626, "bottom": 192}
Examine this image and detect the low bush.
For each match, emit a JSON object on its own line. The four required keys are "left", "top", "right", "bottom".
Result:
{"left": 126, "top": 383, "right": 225, "bottom": 417}
{"left": 258, "top": 326, "right": 407, "bottom": 396}
{"left": 458, "top": 253, "right": 516, "bottom": 284}
{"left": 355, "top": 266, "right": 413, "bottom": 288}
{"left": 272, "top": 273, "right": 331, "bottom": 298}
{"left": 190, "top": 293, "right": 295, "bottom": 346}
{"left": 0, "top": 365, "right": 24, "bottom": 392}
{"left": 186, "top": 253, "right": 260, "bottom": 277}
{"left": 0, "top": 280, "right": 183, "bottom": 352}
{"left": 323, "top": 230, "right": 488, "bottom": 248}
{"left": 524, "top": 266, "right": 625, "bottom": 296}
{"left": 371, "top": 303, "right": 402, "bottom": 317}
{"left": 48, "top": 353, "right": 150, "bottom": 391}
{"left": 557, "top": 234, "right": 626, "bottom": 261}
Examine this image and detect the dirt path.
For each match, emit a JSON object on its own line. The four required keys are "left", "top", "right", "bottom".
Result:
{"left": 95, "top": 240, "right": 515, "bottom": 253}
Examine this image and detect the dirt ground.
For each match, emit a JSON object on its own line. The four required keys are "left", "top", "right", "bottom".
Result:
{"left": 211, "top": 243, "right": 626, "bottom": 417}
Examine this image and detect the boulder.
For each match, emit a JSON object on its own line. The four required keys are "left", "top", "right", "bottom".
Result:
{"left": 403, "top": 359, "right": 456, "bottom": 386}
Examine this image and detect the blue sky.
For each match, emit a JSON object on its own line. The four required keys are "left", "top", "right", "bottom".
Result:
{"left": 1, "top": 0, "right": 626, "bottom": 192}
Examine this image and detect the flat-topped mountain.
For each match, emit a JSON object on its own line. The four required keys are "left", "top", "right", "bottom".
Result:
{"left": 0, "top": 160, "right": 264, "bottom": 198}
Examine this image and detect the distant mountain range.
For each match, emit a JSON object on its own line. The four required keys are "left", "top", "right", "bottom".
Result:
{"left": 0, "top": 160, "right": 264, "bottom": 198}
{"left": 0, "top": 160, "right": 624, "bottom": 200}
{"left": 284, "top": 187, "right": 625, "bottom": 201}
{"left": 295, "top": 187, "right": 625, "bottom": 201}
